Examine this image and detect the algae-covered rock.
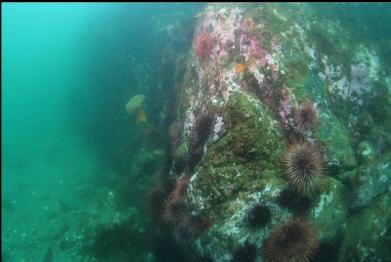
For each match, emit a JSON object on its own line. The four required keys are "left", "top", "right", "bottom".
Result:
{"left": 356, "top": 140, "right": 375, "bottom": 162}
{"left": 186, "top": 92, "right": 288, "bottom": 259}
{"left": 163, "top": 3, "right": 390, "bottom": 261}
{"left": 173, "top": 142, "right": 188, "bottom": 161}
{"left": 315, "top": 110, "right": 357, "bottom": 171}
{"left": 171, "top": 142, "right": 189, "bottom": 175}
{"left": 339, "top": 193, "right": 391, "bottom": 261}
{"left": 188, "top": 92, "right": 284, "bottom": 216}
{"left": 310, "top": 176, "right": 350, "bottom": 241}
{"left": 350, "top": 153, "right": 391, "bottom": 210}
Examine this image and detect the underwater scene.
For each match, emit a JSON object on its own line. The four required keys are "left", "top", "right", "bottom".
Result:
{"left": 2, "top": 3, "right": 391, "bottom": 262}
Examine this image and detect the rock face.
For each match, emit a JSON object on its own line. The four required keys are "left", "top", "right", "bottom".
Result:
{"left": 167, "top": 3, "right": 391, "bottom": 261}
{"left": 350, "top": 153, "right": 391, "bottom": 210}
{"left": 339, "top": 192, "right": 391, "bottom": 261}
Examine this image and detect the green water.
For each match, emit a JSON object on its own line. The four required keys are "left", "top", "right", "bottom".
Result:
{"left": 2, "top": 3, "right": 391, "bottom": 262}
{"left": 1, "top": 3, "right": 202, "bottom": 261}
{"left": 2, "top": 4, "right": 107, "bottom": 261}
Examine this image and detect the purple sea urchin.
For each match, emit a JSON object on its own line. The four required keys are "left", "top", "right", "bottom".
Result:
{"left": 295, "top": 101, "right": 318, "bottom": 132}
{"left": 187, "top": 112, "right": 214, "bottom": 170}
{"left": 169, "top": 175, "right": 190, "bottom": 201}
{"left": 284, "top": 140, "right": 323, "bottom": 193}
{"left": 195, "top": 33, "right": 214, "bottom": 61}
{"left": 263, "top": 219, "right": 318, "bottom": 262}
{"left": 146, "top": 186, "right": 167, "bottom": 220}
{"left": 162, "top": 198, "right": 186, "bottom": 225}
{"left": 190, "top": 112, "right": 214, "bottom": 148}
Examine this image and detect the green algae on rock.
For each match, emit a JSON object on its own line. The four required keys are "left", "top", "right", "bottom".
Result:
{"left": 350, "top": 153, "right": 391, "bottom": 210}
{"left": 340, "top": 193, "right": 391, "bottom": 261}
{"left": 314, "top": 109, "right": 357, "bottom": 171}
{"left": 310, "top": 176, "right": 350, "bottom": 242}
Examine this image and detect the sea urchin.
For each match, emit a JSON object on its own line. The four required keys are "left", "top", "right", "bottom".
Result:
{"left": 162, "top": 197, "right": 186, "bottom": 225}
{"left": 195, "top": 33, "right": 214, "bottom": 61}
{"left": 190, "top": 112, "right": 214, "bottom": 148}
{"left": 263, "top": 219, "right": 318, "bottom": 262}
{"left": 146, "top": 186, "right": 167, "bottom": 220}
{"left": 295, "top": 101, "right": 318, "bottom": 132}
{"left": 284, "top": 140, "right": 323, "bottom": 194}
{"left": 246, "top": 204, "right": 272, "bottom": 230}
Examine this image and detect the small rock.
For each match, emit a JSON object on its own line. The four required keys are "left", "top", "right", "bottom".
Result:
{"left": 356, "top": 141, "right": 375, "bottom": 162}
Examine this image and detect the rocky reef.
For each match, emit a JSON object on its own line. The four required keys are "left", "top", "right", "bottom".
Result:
{"left": 159, "top": 3, "right": 391, "bottom": 261}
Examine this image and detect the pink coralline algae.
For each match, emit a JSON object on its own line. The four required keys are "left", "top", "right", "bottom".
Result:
{"left": 249, "top": 37, "right": 266, "bottom": 60}
{"left": 240, "top": 33, "right": 267, "bottom": 64}
{"left": 241, "top": 17, "right": 255, "bottom": 33}
{"left": 195, "top": 33, "right": 214, "bottom": 61}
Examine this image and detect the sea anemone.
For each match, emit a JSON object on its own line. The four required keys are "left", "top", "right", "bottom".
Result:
{"left": 263, "top": 219, "right": 318, "bottom": 262}
{"left": 125, "top": 94, "right": 145, "bottom": 114}
{"left": 284, "top": 140, "right": 323, "bottom": 194}
{"left": 162, "top": 197, "right": 186, "bottom": 225}
{"left": 136, "top": 109, "right": 148, "bottom": 123}
{"left": 125, "top": 94, "right": 148, "bottom": 124}
{"left": 295, "top": 101, "right": 318, "bottom": 132}
{"left": 195, "top": 33, "right": 214, "bottom": 61}
{"left": 246, "top": 204, "right": 272, "bottom": 230}
{"left": 232, "top": 243, "right": 258, "bottom": 262}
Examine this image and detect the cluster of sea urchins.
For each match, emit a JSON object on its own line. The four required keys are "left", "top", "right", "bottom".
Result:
{"left": 162, "top": 175, "right": 190, "bottom": 225}
{"left": 284, "top": 140, "right": 323, "bottom": 194}
{"left": 161, "top": 175, "right": 209, "bottom": 246}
